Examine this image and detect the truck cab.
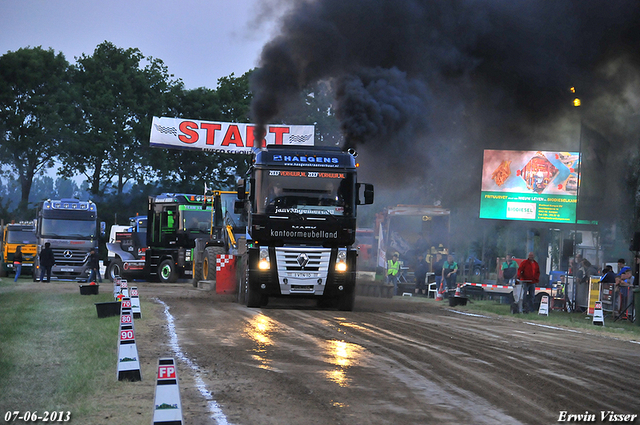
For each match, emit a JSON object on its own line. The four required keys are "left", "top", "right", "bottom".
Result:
{"left": 1, "top": 223, "right": 37, "bottom": 277}
{"left": 34, "top": 199, "right": 100, "bottom": 281}
{"left": 236, "top": 145, "right": 374, "bottom": 310}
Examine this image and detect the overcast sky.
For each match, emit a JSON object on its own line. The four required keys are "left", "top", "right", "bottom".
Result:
{"left": 0, "top": 0, "right": 283, "bottom": 89}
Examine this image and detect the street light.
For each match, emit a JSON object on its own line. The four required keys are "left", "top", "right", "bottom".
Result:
{"left": 570, "top": 87, "right": 581, "bottom": 107}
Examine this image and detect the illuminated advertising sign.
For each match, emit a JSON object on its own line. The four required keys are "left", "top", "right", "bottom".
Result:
{"left": 479, "top": 149, "right": 580, "bottom": 223}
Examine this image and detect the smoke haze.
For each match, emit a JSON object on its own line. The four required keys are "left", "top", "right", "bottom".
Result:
{"left": 250, "top": 0, "right": 640, "bottom": 240}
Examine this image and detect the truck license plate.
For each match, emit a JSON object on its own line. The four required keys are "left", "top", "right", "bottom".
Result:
{"left": 61, "top": 267, "right": 74, "bottom": 272}
{"left": 291, "top": 272, "right": 314, "bottom": 278}
{"left": 292, "top": 285, "right": 314, "bottom": 291}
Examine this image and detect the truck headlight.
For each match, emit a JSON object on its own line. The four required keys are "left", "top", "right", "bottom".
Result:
{"left": 258, "top": 247, "right": 270, "bottom": 270}
{"left": 335, "top": 249, "right": 347, "bottom": 272}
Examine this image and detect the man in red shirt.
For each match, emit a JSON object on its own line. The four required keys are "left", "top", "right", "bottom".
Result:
{"left": 518, "top": 252, "right": 540, "bottom": 313}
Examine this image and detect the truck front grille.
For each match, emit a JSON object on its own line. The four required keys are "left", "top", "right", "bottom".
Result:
{"left": 274, "top": 247, "right": 331, "bottom": 295}
{"left": 53, "top": 248, "right": 88, "bottom": 266}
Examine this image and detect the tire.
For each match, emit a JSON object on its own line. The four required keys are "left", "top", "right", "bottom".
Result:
{"left": 317, "top": 298, "right": 335, "bottom": 308}
{"left": 246, "top": 283, "right": 263, "bottom": 308}
{"left": 106, "top": 258, "right": 124, "bottom": 282}
{"left": 193, "top": 258, "right": 203, "bottom": 287}
{"left": 337, "top": 290, "right": 356, "bottom": 311}
{"left": 236, "top": 256, "right": 248, "bottom": 304}
{"left": 158, "top": 259, "right": 177, "bottom": 283}
{"left": 202, "top": 246, "right": 226, "bottom": 281}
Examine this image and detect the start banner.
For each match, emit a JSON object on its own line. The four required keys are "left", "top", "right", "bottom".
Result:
{"left": 150, "top": 116, "right": 314, "bottom": 154}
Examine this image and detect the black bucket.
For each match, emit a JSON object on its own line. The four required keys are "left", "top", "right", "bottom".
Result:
{"left": 449, "top": 296, "right": 468, "bottom": 307}
{"left": 79, "top": 284, "right": 99, "bottom": 295}
{"left": 95, "top": 301, "right": 121, "bottom": 318}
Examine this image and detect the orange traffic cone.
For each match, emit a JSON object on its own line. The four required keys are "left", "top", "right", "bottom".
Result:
{"left": 454, "top": 284, "right": 462, "bottom": 298}
{"left": 435, "top": 282, "right": 444, "bottom": 301}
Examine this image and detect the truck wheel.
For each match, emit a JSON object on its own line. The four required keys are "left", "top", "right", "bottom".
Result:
{"left": 158, "top": 259, "right": 178, "bottom": 283}
{"left": 237, "top": 256, "right": 248, "bottom": 304}
{"left": 337, "top": 290, "right": 356, "bottom": 311}
{"left": 202, "top": 246, "right": 226, "bottom": 281}
{"left": 246, "top": 284, "right": 263, "bottom": 308}
{"left": 107, "top": 258, "right": 124, "bottom": 282}
{"left": 193, "top": 257, "right": 204, "bottom": 287}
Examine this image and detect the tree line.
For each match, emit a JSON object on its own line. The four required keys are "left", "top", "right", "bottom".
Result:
{"left": 0, "top": 42, "right": 339, "bottom": 224}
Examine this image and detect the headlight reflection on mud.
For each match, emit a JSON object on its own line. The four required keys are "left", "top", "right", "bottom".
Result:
{"left": 323, "top": 339, "right": 365, "bottom": 388}
{"left": 245, "top": 313, "right": 277, "bottom": 370}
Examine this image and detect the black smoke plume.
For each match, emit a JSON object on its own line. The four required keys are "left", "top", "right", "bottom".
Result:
{"left": 250, "top": 0, "right": 640, "bottom": 235}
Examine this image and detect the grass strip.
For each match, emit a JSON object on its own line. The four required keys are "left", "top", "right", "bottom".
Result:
{"left": 445, "top": 298, "right": 640, "bottom": 336}
{"left": 0, "top": 287, "right": 121, "bottom": 416}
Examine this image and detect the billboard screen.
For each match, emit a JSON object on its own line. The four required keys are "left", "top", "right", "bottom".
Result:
{"left": 479, "top": 149, "right": 580, "bottom": 223}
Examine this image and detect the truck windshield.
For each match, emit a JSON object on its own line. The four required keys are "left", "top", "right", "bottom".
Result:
{"left": 255, "top": 169, "right": 355, "bottom": 216}
{"left": 221, "top": 192, "right": 247, "bottom": 229}
{"left": 7, "top": 229, "right": 37, "bottom": 244}
{"left": 40, "top": 219, "right": 97, "bottom": 239}
{"left": 182, "top": 210, "right": 212, "bottom": 233}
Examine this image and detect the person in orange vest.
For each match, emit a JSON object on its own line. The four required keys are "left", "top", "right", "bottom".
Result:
{"left": 387, "top": 253, "right": 400, "bottom": 295}
{"left": 518, "top": 252, "right": 540, "bottom": 313}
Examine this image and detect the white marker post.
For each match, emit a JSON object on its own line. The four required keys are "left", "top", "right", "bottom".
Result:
{"left": 117, "top": 299, "right": 141, "bottom": 381}
{"left": 538, "top": 295, "right": 549, "bottom": 316}
{"left": 130, "top": 286, "right": 141, "bottom": 319}
{"left": 152, "top": 358, "right": 183, "bottom": 425}
{"left": 120, "top": 297, "right": 132, "bottom": 318}
{"left": 120, "top": 279, "right": 129, "bottom": 298}
{"left": 593, "top": 301, "right": 605, "bottom": 326}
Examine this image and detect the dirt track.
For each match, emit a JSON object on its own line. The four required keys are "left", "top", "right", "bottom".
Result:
{"left": 135, "top": 282, "right": 640, "bottom": 425}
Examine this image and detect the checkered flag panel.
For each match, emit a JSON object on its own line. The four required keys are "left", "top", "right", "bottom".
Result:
{"left": 154, "top": 124, "right": 178, "bottom": 136}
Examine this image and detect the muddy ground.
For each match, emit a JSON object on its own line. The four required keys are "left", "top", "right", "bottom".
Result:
{"left": 8, "top": 280, "right": 639, "bottom": 425}
{"left": 137, "top": 282, "right": 640, "bottom": 425}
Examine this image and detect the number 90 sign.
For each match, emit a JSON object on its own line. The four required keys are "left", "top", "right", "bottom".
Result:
{"left": 120, "top": 329, "right": 135, "bottom": 341}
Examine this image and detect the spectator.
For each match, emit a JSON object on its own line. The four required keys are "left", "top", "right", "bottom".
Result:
{"left": 617, "top": 258, "right": 626, "bottom": 274}
{"left": 581, "top": 259, "right": 598, "bottom": 282}
{"left": 442, "top": 254, "right": 459, "bottom": 293}
{"left": 433, "top": 253, "right": 445, "bottom": 294}
{"left": 600, "top": 265, "right": 616, "bottom": 283}
{"left": 518, "top": 252, "right": 540, "bottom": 313}
{"left": 571, "top": 254, "right": 584, "bottom": 280}
{"left": 13, "top": 245, "right": 23, "bottom": 282}
{"left": 615, "top": 266, "right": 634, "bottom": 317}
{"left": 501, "top": 254, "right": 519, "bottom": 283}
{"left": 88, "top": 248, "right": 102, "bottom": 283}
{"left": 39, "top": 242, "right": 55, "bottom": 282}
{"left": 570, "top": 254, "right": 582, "bottom": 278}
{"left": 414, "top": 254, "right": 428, "bottom": 295}
{"left": 387, "top": 253, "right": 400, "bottom": 295}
